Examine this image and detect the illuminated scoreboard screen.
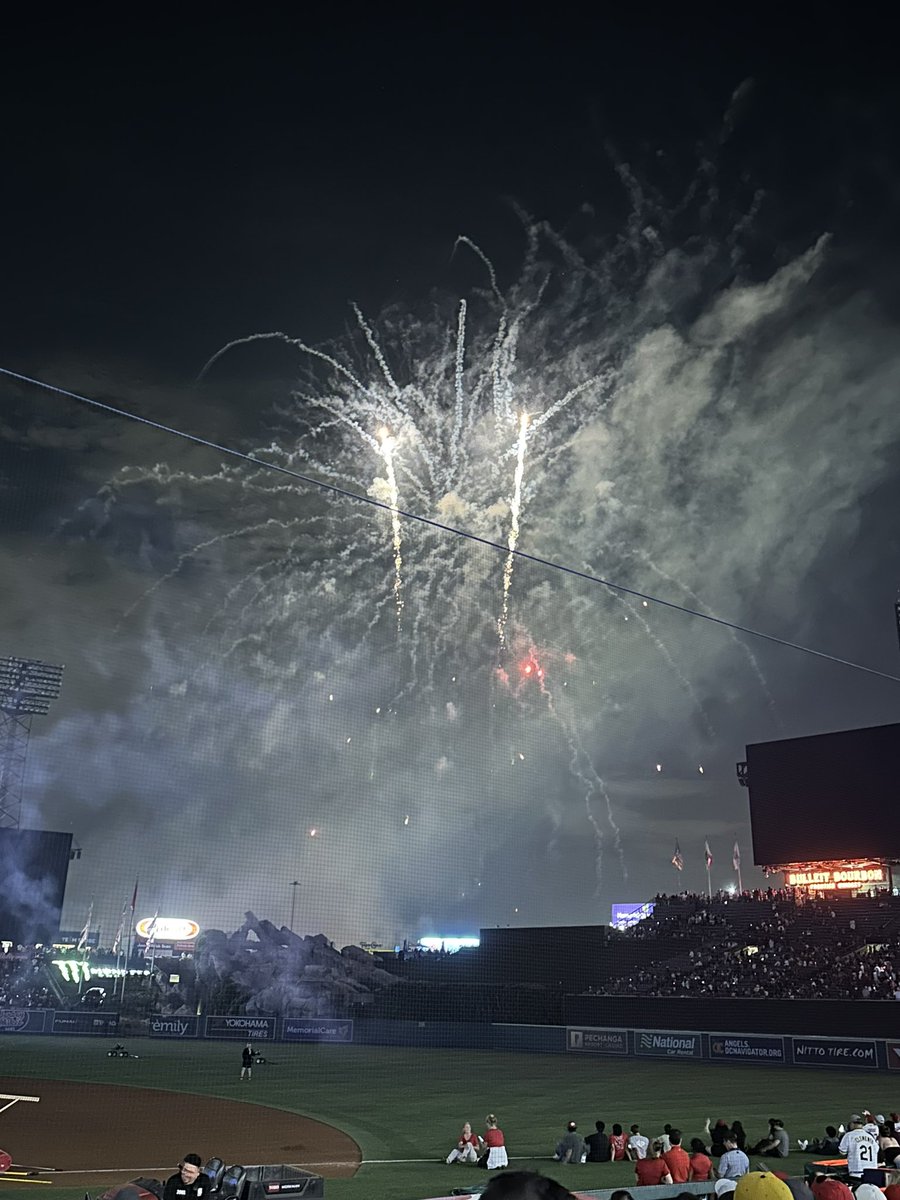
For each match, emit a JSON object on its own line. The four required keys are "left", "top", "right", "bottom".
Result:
{"left": 745, "top": 722, "right": 900, "bottom": 866}
{"left": 611, "top": 902, "right": 655, "bottom": 929}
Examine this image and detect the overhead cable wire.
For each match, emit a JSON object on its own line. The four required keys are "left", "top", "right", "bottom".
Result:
{"left": 3, "top": 364, "right": 899, "bottom": 685}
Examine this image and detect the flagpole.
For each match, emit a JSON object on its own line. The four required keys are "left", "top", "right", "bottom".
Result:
{"left": 733, "top": 842, "right": 743, "bottom": 895}
{"left": 706, "top": 860, "right": 712, "bottom": 899}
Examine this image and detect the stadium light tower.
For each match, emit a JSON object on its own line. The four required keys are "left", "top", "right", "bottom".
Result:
{"left": 0, "top": 656, "right": 64, "bottom": 829}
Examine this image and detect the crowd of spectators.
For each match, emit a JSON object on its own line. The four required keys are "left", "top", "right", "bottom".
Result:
{"left": 600, "top": 891, "right": 900, "bottom": 1000}
{"left": 0, "top": 947, "right": 52, "bottom": 1007}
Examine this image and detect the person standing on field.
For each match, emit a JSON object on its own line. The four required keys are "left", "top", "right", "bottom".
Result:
{"left": 240, "top": 1043, "right": 253, "bottom": 1080}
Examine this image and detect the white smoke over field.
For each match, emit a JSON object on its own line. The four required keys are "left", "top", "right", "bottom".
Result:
{"left": 4, "top": 158, "right": 900, "bottom": 946}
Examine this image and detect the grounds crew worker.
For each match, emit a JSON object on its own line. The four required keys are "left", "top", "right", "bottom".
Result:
{"left": 163, "top": 1155, "right": 207, "bottom": 1200}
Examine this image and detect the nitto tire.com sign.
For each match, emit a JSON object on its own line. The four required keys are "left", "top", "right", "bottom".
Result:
{"left": 792, "top": 1037, "right": 877, "bottom": 1067}
{"left": 635, "top": 1030, "right": 702, "bottom": 1058}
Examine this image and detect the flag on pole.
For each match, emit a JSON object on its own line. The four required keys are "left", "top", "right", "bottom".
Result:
{"left": 732, "top": 841, "right": 741, "bottom": 871}
{"left": 671, "top": 841, "right": 684, "bottom": 871}
{"left": 704, "top": 840, "right": 713, "bottom": 869}
{"left": 112, "top": 899, "right": 128, "bottom": 955}
{"left": 76, "top": 897, "right": 94, "bottom": 952}
{"left": 143, "top": 909, "right": 159, "bottom": 952}
{"left": 129, "top": 878, "right": 139, "bottom": 914}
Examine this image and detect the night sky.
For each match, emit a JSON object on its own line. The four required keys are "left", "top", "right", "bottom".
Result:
{"left": 2, "top": 13, "right": 899, "bottom": 947}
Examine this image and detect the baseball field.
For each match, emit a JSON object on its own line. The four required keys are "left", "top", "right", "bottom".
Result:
{"left": 0, "top": 1035, "right": 889, "bottom": 1200}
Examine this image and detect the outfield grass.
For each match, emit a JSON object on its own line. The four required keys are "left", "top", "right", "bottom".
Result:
{"left": 0, "top": 1036, "right": 890, "bottom": 1200}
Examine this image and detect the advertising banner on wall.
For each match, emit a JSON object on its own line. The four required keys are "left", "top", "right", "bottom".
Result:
{"left": 51, "top": 1011, "right": 119, "bottom": 1035}
{"left": 885, "top": 1043, "right": 900, "bottom": 1070}
{"left": 634, "top": 1029, "right": 702, "bottom": 1058}
{"left": 709, "top": 1034, "right": 785, "bottom": 1062}
{"left": 148, "top": 1015, "right": 199, "bottom": 1038}
{"left": 567, "top": 1027, "right": 628, "bottom": 1055}
{"left": 0, "top": 1007, "right": 47, "bottom": 1034}
{"left": 282, "top": 1018, "right": 354, "bottom": 1043}
{"left": 205, "top": 1015, "right": 277, "bottom": 1041}
{"left": 792, "top": 1037, "right": 877, "bottom": 1067}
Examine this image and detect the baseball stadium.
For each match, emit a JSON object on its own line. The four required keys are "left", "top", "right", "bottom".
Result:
{"left": 4, "top": 15, "right": 900, "bottom": 1200}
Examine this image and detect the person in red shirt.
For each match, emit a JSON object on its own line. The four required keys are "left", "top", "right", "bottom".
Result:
{"left": 663, "top": 1131, "right": 690, "bottom": 1183}
{"left": 635, "top": 1142, "right": 673, "bottom": 1187}
{"left": 446, "top": 1121, "right": 482, "bottom": 1164}
{"left": 609, "top": 1125, "right": 628, "bottom": 1161}
{"left": 481, "top": 1115, "right": 509, "bottom": 1170}
{"left": 688, "top": 1138, "right": 713, "bottom": 1182}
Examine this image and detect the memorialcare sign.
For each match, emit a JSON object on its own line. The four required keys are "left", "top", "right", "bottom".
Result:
{"left": 567, "top": 1027, "right": 628, "bottom": 1055}
{"left": 282, "top": 1018, "right": 354, "bottom": 1043}
{"left": 709, "top": 1034, "right": 786, "bottom": 1062}
{"left": 205, "top": 1015, "right": 277, "bottom": 1040}
{"left": 635, "top": 1030, "right": 702, "bottom": 1058}
{"left": 792, "top": 1036, "right": 877, "bottom": 1067}
{"left": 149, "top": 1015, "right": 199, "bottom": 1038}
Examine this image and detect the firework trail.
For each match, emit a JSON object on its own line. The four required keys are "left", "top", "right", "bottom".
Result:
{"left": 535, "top": 661, "right": 626, "bottom": 888}
{"left": 636, "top": 552, "right": 782, "bottom": 726}
{"left": 378, "top": 427, "right": 404, "bottom": 628}
{"left": 497, "top": 410, "right": 530, "bottom": 650}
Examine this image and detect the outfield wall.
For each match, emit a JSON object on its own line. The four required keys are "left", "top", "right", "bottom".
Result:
{"left": 3, "top": 1010, "right": 899, "bottom": 1071}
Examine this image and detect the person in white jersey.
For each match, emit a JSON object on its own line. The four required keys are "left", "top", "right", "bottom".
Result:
{"left": 839, "top": 1117, "right": 880, "bottom": 1184}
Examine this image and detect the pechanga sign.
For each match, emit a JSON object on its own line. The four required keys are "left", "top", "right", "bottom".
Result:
{"left": 792, "top": 1037, "right": 877, "bottom": 1067}
{"left": 635, "top": 1029, "right": 702, "bottom": 1058}
{"left": 282, "top": 1018, "right": 354, "bottom": 1043}
{"left": 149, "top": 1015, "right": 199, "bottom": 1038}
{"left": 567, "top": 1027, "right": 628, "bottom": 1055}
{"left": 709, "top": 1034, "right": 785, "bottom": 1062}
{"left": 205, "top": 1015, "right": 277, "bottom": 1040}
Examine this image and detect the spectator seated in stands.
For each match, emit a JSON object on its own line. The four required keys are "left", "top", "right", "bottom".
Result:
{"left": 553, "top": 1121, "right": 585, "bottom": 1165}
{"left": 689, "top": 1138, "right": 713, "bottom": 1181}
{"left": 481, "top": 1171, "right": 576, "bottom": 1200}
{"left": 634, "top": 1141, "right": 672, "bottom": 1187}
{"left": 718, "top": 1135, "right": 750, "bottom": 1180}
{"left": 879, "top": 1123, "right": 900, "bottom": 1164}
{"left": 663, "top": 1130, "right": 691, "bottom": 1183}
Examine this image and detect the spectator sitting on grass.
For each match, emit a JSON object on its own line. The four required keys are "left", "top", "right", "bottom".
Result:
{"left": 751, "top": 1120, "right": 789, "bottom": 1157}
{"left": 628, "top": 1124, "right": 650, "bottom": 1160}
{"left": 800, "top": 1126, "right": 841, "bottom": 1155}
{"left": 610, "top": 1124, "right": 628, "bottom": 1161}
{"left": 585, "top": 1121, "right": 611, "bottom": 1162}
{"left": 553, "top": 1121, "right": 585, "bottom": 1164}
{"left": 446, "top": 1121, "right": 482, "bottom": 1164}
